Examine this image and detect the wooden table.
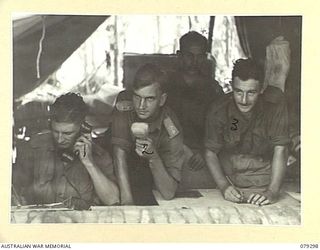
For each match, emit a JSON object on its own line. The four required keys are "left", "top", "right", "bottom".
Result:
{"left": 11, "top": 189, "right": 300, "bottom": 224}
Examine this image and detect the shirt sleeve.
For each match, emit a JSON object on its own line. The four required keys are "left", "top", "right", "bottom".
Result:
{"left": 158, "top": 131, "right": 185, "bottom": 182}
{"left": 268, "top": 99, "right": 290, "bottom": 146}
{"left": 204, "top": 103, "right": 225, "bottom": 153}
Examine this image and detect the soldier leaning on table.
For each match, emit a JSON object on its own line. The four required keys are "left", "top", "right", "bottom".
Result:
{"left": 111, "top": 63, "right": 184, "bottom": 205}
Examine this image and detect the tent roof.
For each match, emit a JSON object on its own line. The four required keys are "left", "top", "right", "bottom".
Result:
{"left": 13, "top": 15, "right": 109, "bottom": 99}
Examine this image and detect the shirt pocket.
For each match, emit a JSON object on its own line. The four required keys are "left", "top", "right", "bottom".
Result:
{"left": 223, "top": 129, "right": 241, "bottom": 149}
{"left": 32, "top": 148, "right": 56, "bottom": 203}
{"left": 33, "top": 149, "right": 55, "bottom": 185}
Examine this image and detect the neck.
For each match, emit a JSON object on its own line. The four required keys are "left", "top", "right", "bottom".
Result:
{"left": 241, "top": 111, "right": 252, "bottom": 120}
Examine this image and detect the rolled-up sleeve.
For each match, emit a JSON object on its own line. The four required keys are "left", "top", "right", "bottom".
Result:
{"left": 158, "top": 133, "right": 185, "bottom": 182}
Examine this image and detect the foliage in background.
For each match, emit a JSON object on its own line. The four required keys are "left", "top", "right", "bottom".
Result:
{"left": 19, "top": 15, "right": 244, "bottom": 104}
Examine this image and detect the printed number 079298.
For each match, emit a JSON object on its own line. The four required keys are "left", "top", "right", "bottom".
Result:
{"left": 300, "top": 244, "right": 319, "bottom": 248}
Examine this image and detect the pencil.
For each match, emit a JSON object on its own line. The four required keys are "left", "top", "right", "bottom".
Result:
{"left": 225, "top": 175, "right": 244, "bottom": 202}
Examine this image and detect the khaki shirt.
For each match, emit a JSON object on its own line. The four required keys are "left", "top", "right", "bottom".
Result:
{"left": 14, "top": 131, "right": 115, "bottom": 206}
{"left": 204, "top": 86, "right": 290, "bottom": 188}
{"left": 111, "top": 90, "right": 184, "bottom": 204}
{"left": 205, "top": 86, "right": 290, "bottom": 158}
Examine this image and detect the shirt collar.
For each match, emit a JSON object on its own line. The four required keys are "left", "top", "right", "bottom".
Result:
{"left": 148, "top": 110, "right": 164, "bottom": 133}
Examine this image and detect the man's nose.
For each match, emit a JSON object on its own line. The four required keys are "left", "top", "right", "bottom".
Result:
{"left": 241, "top": 93, "right": 248, "bottom": 104}
{"left": 139, "top": 98, "right": 146, "bottom": 109}
{"left": 57, "top": 133, "right": 64, "bottom": 143}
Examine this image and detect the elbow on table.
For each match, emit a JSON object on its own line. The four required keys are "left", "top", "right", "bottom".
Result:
{"left": 104, "top": 196, "right": 120, "bottom": 206}
{"left": 160, "top": 187, "right": 177, "bottom": 200}
{"left": 161, "top": 192, "right": 175, "bottom": 200}
{"left": 102, "top": 187, "right": 121, "bottom": 206}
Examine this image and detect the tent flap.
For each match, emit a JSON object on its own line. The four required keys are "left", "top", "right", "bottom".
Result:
{"left": 13, "top": 15, "right": 109, "bottom": 99}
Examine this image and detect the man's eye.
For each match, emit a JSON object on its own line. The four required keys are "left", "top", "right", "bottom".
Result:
{"left": 147, "top": 97, "right": 155, "bottom": 101}
{"left": 133, "top": 95, "right": 141, "bottom": 101}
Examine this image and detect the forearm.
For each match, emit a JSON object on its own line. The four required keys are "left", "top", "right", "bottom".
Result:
{"left": 268, "top": 145, "right": 288, "bottom": 193}
{"left": 113, "top": 147, "right": 134, "bottom": 204}
{"left": 205, "top": 149, "right": 230, "bottom": 191}
{"left": 149, "top": 153, "right": 178, "bottom": 200}
{"left": 84, "top": 163, "right": 120, "bottom": 205}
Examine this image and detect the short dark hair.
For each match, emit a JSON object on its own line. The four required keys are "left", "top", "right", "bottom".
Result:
{"left": 179, "top": 31, "right": 208, "bottom": 52}
{"left": 50, "top": 92, "right": 88, "bottom": 124}
{"left": 133, "top": 63, "right": 167, "bottom": 93}
{"left": 232, "top": 58, "right": 263, "bottom": 83}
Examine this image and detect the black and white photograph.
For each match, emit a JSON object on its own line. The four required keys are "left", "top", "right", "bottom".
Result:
{"left": 11, "top": 14, "right": 301, "bottom": 225}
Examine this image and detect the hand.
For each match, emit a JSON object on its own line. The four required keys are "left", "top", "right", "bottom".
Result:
{"left": 70, "top": 197, "right": 91, "bottom": 210}
{"left": 74, "top": 134, "right": 94, "bottom": 166}
{"left": 188, "top": 151, "right": 206, "bottom": 171}
{"left": 135, "top": 137, "right": 157, "bottom": 159}
{"left": 247, "top": 189, "right": 279, "bottom": 206}
{"left": 291, "top": 134, "right": 300, "bottom": 153}
{"left": 223, "top": 185, "right": 244, "bottom": 203}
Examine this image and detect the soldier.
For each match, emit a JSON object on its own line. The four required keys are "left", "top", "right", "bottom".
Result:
{"left": 13, "top": 93, "right": 119, "bottom": 209}
{"left": 205, "top": 58, "right": 289, "bottom": 205}
{"left": 112, "top": 63, "right": 184, "bottom": 205}
{"left": 166, "top": 31, "right": 224, "bottom": 190}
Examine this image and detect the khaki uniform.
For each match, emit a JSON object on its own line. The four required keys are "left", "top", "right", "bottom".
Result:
{"left": 205, "top": 86, "right": 290, "bottom": 188}
{"left": 13, "top": 131, "right": 115, "bottom": 208}
{"left": 111, "top": 90, "right": 184, "bottom": 205}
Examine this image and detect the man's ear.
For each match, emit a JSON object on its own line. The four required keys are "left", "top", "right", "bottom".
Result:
{"left": 259, "top": 82, "right": 264, "bottom": 94}
{"left": 159, "top": 93, "right": 167, "bottom": 107}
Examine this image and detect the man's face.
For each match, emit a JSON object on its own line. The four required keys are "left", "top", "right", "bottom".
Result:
{"left": 132, "top": 82, "right": 167, "bottom": 120}
{"left": 179, "top": 44, "right": 207, "bottom": 75}
{"left": 51, "top": 121, "right": 81, "bottom": 150}
{"left": 232, "top": 76, "right": 261, "bottom": 113}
